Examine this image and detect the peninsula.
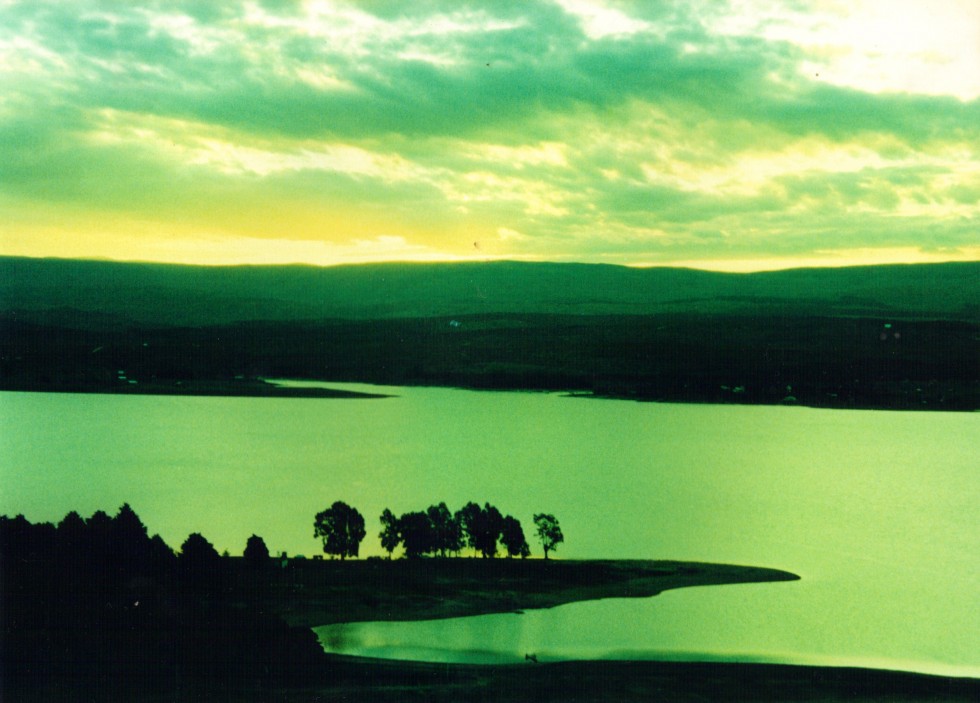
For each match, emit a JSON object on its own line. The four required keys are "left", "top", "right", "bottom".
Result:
{"left": 4, "top": 508, "right": 976, "bottom": 701}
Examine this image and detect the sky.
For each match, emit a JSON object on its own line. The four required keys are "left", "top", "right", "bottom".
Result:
{"left": 1, "top": 0, "right": 978, "bottom": 271}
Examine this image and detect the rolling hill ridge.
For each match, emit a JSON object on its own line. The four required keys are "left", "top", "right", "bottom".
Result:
{"left": 1, "top": 257, "right": 977, "bottom": 410}
{"left": 1, "top": 257, "right": 977, "bottom": 326}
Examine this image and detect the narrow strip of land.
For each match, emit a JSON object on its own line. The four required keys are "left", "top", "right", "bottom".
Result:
{"left": 248, "top": 560, "right": 977, "bottom": 702}
{"left": 242, "top": 559, "right": 799, "bottom": 627}
{"left": 0, "top": 377, "right": 390, "bottom": 399}
{"left": 8, "top": 554, "right": 977, "bottom": 701}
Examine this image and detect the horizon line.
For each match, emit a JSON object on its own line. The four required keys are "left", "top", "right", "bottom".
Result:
{"left": 3, "top": 252, "right": 979, "bottom": 275}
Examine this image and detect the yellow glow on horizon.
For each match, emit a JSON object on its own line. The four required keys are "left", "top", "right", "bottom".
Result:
{"left": 4, "top": 209, "right": 977, "bottom": 273}
{"left": 2, "top": 2, "right": 977, "bottom": 272}
{"left": 0, "top": 199, "right": 490, "bottom": 264}
{"left": 652, "top": 247, "right": 980, "bottom": 273}
{"left": 0, "top": 228, "right": 478, "bottom": 267}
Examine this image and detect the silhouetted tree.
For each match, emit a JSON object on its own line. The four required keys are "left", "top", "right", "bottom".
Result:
{"left": 146, "top": 533, "right": 176, "bottom": 577}
{"left": 56, "top": 510, "right": 87, "bottom": 564}
{"left": 180, "top": 532, "right": 220, "bottom": 563}
{"left": 533, "top": 513, "right": 564, "bottom": 559}
{"left": 1, "top": 510, "right": 329, "bottom": 695}
{"left": 379, "top": 508, "right": 400, "bottom": 558}
{"left": 456, "top": 502, "right": 481, "bottom": 555}
{"left": 479, "top": 504, "right": 504, "bottom": 558}
{"left": 398, "top": 511, "right": 434, "bottom": 558}
{"left": 110, "top": 503, "right": 152, "bottom": 580}
{"left": 112, "top": 504, "right": 175, "bottom": 585}
{"left": 500, "top": 515, "right": 530, "bottom": 558}
{"left": 85, "top": 509, "right": 113, "bottom": 565}
{"left": 427, "top": 502, "right": 462, "bottom": 557}
{"left": 178, "top": 532, "right": 222, "bottom": 589}
{"left": 459, "top": 502, "right": 504, "bottom": 558}
{"left": 1, "top": 513, "right": 55, "bottom": 573}
{"left": 57, "top": 510, "right": 86, "bottom": 543}
{"left": 445, "top": 508, "right": 465, "bottom": 556}
{"left": 112, "top": 503, "right": 147, "bottom": 545}
{"left": 313, "top": 501, "right": 366, "bottom": 560}
{"left": 86, "top": 509, "right": 112, "bottom": 531}
{"left": 244, "top": 534, "right": 270, "bottom": 569}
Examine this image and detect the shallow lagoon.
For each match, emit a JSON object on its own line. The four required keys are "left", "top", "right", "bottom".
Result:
{"left": 1, "top": 384, "right": 976, "bottom": 676}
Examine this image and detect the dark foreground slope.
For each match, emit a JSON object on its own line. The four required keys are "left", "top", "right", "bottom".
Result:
{"left": 303, "top": 660, "right": 980, "bottom": 703}
{"left": 2, "top": 257, "right": 977, "bottom": 409}
{"left": 5, "top": 510, "right": 976, "bottom": 702}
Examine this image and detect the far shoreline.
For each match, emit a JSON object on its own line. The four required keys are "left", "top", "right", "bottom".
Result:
{"left": 3, "top": 375, "right": 977, "bottom": 412}
{"left": 0, "top": 377, "right": 392, "bottom": 399}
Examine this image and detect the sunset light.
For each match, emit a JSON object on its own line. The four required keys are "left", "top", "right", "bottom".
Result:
{"left": 2, "top": 0, "right": 978, "bottom": 270}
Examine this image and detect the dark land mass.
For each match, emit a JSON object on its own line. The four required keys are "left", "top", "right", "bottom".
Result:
{"left": 0, "top": 372, "right": 388, "bottom": 399}
{"left": 2, "top": 312, "right": 977, "bottom": 410}
{"left": 290, "top": 659, "right": 980, "bottom": 703}
{"left": 4, "top": 509, "right": 978, "bottom": 702}
{"left": 2, "top": 257, "right": 977, "bottom": 410}
{"left": 2, "top": 256, "right": 978, "bottom": 410}
{"left": 236, "top": 558, "right": 801, "bottom": 627}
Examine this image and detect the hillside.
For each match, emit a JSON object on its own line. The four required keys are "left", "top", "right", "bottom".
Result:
{"left": 1, "top": 257, "right": 977, "bottom": 327}
{"left": 1, "top": 257, "right": 977, "bottom": 410}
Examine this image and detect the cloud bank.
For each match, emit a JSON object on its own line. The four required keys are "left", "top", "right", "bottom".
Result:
{"left": 2, "top": 0, "right": 978, "bottom": 269}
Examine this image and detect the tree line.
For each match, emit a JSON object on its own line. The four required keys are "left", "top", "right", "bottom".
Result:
{"left": 0, "top": 505, "right": 324, "bottom": 696}
{"left": 313, "top": 500, "right": 563, "bottom": 560}
{"left": 1, "top": 502, "right": 563, "bottom": 697}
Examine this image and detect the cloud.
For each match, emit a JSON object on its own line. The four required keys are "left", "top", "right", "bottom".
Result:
{"left": 1, "top": 0, "right": 978, "bottom": 269}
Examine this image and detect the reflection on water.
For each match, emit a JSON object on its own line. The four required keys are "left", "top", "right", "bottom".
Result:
{"left": 2, "top": 386, "right": 977, "bottom": 676}
{"left": 317, "top": 619, "right": 527, "bottom": 665}
{"left": 316, "top": 583, "right": 980, "bottom": 678}
{"left": 316, "top": 582, "right": 980, "bottom": 677}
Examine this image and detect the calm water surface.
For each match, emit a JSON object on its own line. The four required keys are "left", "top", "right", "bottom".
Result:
{"left": 1, "top": 385, "right": 976, "bottom": 676}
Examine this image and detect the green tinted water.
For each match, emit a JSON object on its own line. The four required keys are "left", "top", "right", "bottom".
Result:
{"left": 1, "top": 386, "right": 976, "bottom": 675}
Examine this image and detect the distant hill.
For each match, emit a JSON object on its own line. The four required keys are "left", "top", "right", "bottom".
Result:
{"left": 1, "top": 257, "right": 977, "bottom": 328}
{"left": 1, "top": 257, "right": 977, "bottom": 409}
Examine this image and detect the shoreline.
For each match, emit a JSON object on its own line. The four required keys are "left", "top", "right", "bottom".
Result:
{"left": 0, "top": 377, "right": 391, "bottom": 399}
{"left": 6, "top": 552, "right": 977, "bottom": 701}
{"left": 251, "top": 559, "right": 979, "bottom": 701}
{"left": 303, "top": 657, "right": 980, "bottom": 703}
{"left": 8, "top": 651, "right": 977, "bottom": 702}
{"left": 252, "top": 559, "right": 801, "bottom": 628}
{"left": 2, "top": 377, "right": 976, "bottom": 411}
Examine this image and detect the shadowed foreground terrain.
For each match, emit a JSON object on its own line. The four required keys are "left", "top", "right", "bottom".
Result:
{"left": 4, "top": 509, "right": 978, "bottom": 701}
{"left": 267, "top": 659, "right": 980, "bottom": 703}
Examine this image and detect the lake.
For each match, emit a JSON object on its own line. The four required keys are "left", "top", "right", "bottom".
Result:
{"left": 1, "top": 384, "right": 977, "bottom": 677}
